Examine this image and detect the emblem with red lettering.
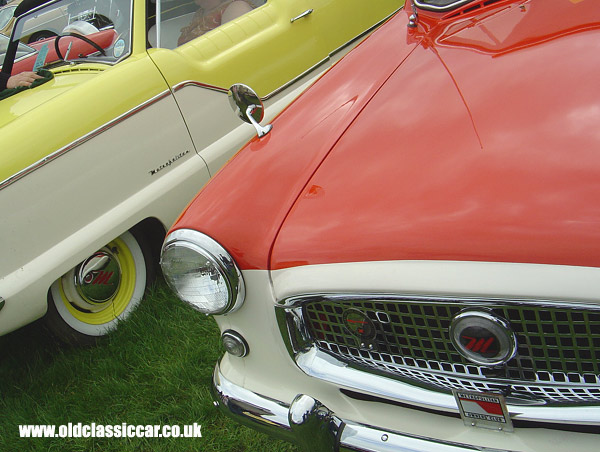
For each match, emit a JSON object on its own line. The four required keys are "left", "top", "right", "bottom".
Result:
{"left": 453, "top": 390, "right": 513, "bottom": 432}
{"left": 342, "top": 308, "right": 377, "bottom": 344}
{"left": 449, "top": 310, "right": 516, "bottom": 366}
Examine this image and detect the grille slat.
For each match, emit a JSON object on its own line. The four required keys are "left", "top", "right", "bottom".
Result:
{"left": 302, "top": 297, "right": 600, "bottom": 404}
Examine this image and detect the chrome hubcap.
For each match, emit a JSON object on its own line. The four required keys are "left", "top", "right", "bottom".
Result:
{"left": 68, "top": 249, "right": 122, "bottom": 311}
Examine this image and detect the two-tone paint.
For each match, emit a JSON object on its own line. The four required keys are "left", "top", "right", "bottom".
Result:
{"left": 0, "top": 0, "right": 400, "bottom": 339}
{"left": 169, "top": 0, "right": 600, "bottom": 450}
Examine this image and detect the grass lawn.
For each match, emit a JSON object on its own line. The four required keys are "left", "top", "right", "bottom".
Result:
{"left": 0, "top": 279, "right": 298, "bottom": 452}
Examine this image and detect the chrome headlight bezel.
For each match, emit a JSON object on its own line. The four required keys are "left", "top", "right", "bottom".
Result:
{"left": 160, "top": 229, "right": 245, "bottom": 315}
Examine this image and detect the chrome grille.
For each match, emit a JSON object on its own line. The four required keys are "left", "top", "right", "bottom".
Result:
{"left": 302, "top": 296, "right": 600, "bottom": 404}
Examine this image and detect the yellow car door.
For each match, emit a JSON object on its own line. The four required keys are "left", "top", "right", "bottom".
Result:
{"left": 147, "top": 0, "right": 401, "bottom": 174}
{"left": 148, "top": 0, "right": 329, "bottom": 94}
{"left": 309, "top": 0, "right": 400, "bottom": 52}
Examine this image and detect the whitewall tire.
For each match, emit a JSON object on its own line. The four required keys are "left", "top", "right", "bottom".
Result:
{"left": 46, "top": 230, "right": 151, "bottom": 344}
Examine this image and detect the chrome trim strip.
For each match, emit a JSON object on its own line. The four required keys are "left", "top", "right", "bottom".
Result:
{"left": 330, "top": 7, "right": 402, "bottom": 58}
{"left": 275, "top": 293, "right": 600, "bottom": 425}
{"left": 340, "top": 422, "right": 512, "bottom": 452}
{"left": 170, "top": 53, "right": 333, "bottom": 101}
{"left": 156, "top": 0, "right": 162, "bottom": 49}
{"left": 262, "top": 57, "right": 329, "bottom": 101}
{"left": 169, "top": 58, "right": 332, "bottom": 99}
{"left": 296, "top": 346, "right": 458, "bottom": 413}
{"left": 1, "top": 4, "right": 401, "bottom": 190}
{"left": 172, "top": 80, "right": 229, "bottom": 94}
{"left": 414, "top": 0, "right": 475, "bottom": 12}
{"left": 0, "top": 89, "right": 172, "bottom": 191}
{"left": 212, "top": 363, "right": 516, "bottom": 452}
{"left": 294, "top": 347, "right": 600, "bottom": 425}
{"left": 263, "top": 7, "right": 402, "bottom": 102}
{"left": 173, "top": 6, "right": 403, "bottom": 101}
{"left": 278, "top": 292, "right": 600, "bottom": 311}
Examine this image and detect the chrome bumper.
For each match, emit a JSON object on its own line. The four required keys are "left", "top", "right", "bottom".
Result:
{"left": 212, "top": 363, "right": 514, "bottom": 452}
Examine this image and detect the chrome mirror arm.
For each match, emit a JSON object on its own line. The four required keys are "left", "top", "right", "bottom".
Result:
{"left": 229, "top": 83, "right": 272, "bottom": 138}
{"left": 245, "top": 105, "right": 272, "bottom": 137}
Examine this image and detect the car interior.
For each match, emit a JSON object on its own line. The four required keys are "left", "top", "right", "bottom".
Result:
{"left": 147, "top": 0, "right": 266, "bottom": 49}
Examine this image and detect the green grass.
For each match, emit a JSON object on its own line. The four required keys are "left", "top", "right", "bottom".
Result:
{"left": 0, "top": 280, "right": 298, "bottom": 452}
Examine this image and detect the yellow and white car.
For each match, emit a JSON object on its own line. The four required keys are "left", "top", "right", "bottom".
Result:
{"left": 0, "top": 2, "right": 19, "bottom": 35}
{"left": 0, "top": 0, "right": 401, "bottom": 344}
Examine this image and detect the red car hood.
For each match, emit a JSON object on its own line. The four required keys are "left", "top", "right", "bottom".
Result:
{"left": 173, "top": 0, "right": 600, "bottom": 271}
{"left": 173, "top": 10, "right": 419, "bottom": 270}
{"left": 270, "top": 0, "right": 600, "bottom": 270}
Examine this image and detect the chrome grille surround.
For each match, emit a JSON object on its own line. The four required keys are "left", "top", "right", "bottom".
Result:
{"left": 275, "top": 294, "right": 600, "bottom": 424}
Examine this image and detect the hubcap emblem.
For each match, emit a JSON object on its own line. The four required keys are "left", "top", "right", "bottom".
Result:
{"left": 75, "top": 250, "right": 121, "bottom": 304}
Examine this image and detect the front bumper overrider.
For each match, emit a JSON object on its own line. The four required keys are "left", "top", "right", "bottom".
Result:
{"left": 211, "top": 362, "right": 515, "bottom": 452}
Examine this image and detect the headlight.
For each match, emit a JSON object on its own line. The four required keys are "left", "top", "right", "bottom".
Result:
{"left": 160, "top": 229, "right": 245, "bottom": 315}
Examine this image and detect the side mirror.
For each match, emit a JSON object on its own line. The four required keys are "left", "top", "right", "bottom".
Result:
{"left": 228, "top": 83, "right": 272, "bottom": 137}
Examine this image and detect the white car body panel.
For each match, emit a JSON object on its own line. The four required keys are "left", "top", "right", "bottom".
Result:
{"left": 214, "top": 269, "right": 599, "bottom": 452}
{"left": 271, "top": 261, "right": 600, "bottom": 305}
{"left": 0, "top": 61, "right": 333, "bottom": 335}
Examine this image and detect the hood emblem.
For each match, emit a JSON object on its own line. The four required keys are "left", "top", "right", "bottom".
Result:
{"left": 450, "top": 310, "right": 516, "bottom": 366}
{"left": 343, "top": 309, "right": 377, "bottom": 348}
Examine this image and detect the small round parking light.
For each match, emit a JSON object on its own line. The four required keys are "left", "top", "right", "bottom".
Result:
{"left": 222, "top": 330, "right": 249, "bottom": 357}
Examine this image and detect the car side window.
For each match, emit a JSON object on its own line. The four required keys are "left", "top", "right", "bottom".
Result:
{"left": 148, "top": 0, "right": 266, "bottom": 49}
{"left": 0, "top": 5, "right": 15, "bottom": 30}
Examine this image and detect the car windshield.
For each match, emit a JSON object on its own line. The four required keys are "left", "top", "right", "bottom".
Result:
{"left": 0, "top": 4, "right": 16, "bottom": 29}
{"left": 2, "top": 0, "right": 132, "bottom": 69}
{"left": 0, "top": 32, "right": 36, "bottom": 65}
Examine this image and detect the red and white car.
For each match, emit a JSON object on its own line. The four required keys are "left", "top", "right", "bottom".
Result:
{"left": 161, "top": 0, "right": 600, "bottom": 450}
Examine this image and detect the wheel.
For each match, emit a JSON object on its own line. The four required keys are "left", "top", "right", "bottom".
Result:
{"left": 45, "top": 231, "right": 153, "bottom": 345}
{"left": 28, "top": 30, "right": 57, "bottom": 42}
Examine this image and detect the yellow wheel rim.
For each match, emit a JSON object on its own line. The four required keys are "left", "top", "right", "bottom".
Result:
{"left": 58, "top": 237, "right": 137, "bottom": 325}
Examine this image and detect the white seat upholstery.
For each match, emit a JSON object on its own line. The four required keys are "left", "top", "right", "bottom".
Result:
{"left": 148, "top": 12, "right": 194, "bottom": 49}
